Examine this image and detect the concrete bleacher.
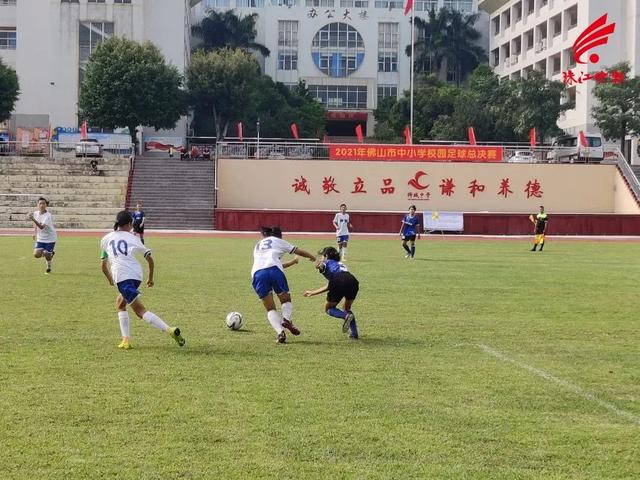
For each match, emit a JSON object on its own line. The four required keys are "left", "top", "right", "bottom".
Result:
{"left": 0, "top": 156, "right": 130, "bottom": 229}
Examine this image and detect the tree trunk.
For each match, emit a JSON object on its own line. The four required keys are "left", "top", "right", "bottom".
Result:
{"left": 212, "top": 105, "right": 220, "bottom": 140}
{"left": 620, "top": 122, "right": 627, "bottom": 161}
{"left": 128, "top": 125, "right": 137, "bottom": 153}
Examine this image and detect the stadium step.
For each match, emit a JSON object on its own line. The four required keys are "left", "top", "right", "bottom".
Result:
{"left": 128, "top": 157, "right": 215, "bottom": 229}
{"left": 0, "top": 155, "right": 129, "bottom": 228}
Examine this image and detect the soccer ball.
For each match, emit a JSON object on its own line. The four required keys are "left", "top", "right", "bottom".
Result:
{"left": 225, "top": 311, "right": 244, "bottom": 330}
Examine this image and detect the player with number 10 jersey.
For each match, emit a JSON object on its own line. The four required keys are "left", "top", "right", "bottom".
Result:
{"left": 100, "top": 211, "right": 185, "bottom": 350}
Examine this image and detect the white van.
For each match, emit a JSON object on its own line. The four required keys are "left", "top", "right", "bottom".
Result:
{"left": 546, "top": 133, "right": 604, "bottom": 163}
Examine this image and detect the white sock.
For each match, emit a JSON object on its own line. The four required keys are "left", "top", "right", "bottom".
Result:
{"left": 342, "top": 247, "right": 347, "bottom": 259}
{"left": 142, "top": 311, "right": 169, "bottom": 332}
{"left": 267, "top": 309, "right": 284, "bottom": 334}
{"left": 118, "top": 310, "right": 130, "bottom": 338}
{"left": 281, "top": 302, "right": 293, "bottom": 322}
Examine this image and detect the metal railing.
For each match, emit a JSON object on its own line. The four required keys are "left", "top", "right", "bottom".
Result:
{"left": 615, "top": 154, "right": 640, "bottom": 200}
{"left": 0, "top": 141, "right": 134, "bottom": 159}
{"left": 216, "top": 141, "right": 329, "bottom": 160}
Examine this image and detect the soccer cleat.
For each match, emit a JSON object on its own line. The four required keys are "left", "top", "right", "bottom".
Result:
{"left": 348, "top": 317, "right": 359, "bottom": 339}
{"left": 45, "top": 268, "right": 51, "bottom": 274}
{"left": 405, "top": 254, "right": 411, "bottom": 258}
{"left": 343, "top": 312, "right": 355, "bottom": 333}
{"left": 118, "top": 340, "right": 133, "bottom": 350}
{"left": 276, "top": 331, "right": 287, "bottom": 344}
{"left": 282, "top": 318, "right": 300, "bottom": 336}
{"left": 168, "top": 327, "right": 186, "bottom": 347}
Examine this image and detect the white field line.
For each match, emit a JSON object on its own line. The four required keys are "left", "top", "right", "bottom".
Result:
{"left": 478, "top": 344, "right": 640, "bottom": 426}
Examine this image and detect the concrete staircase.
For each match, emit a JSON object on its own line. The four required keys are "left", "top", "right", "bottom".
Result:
{"left": 631, "top": 165, "right": 640, "bottom": 181}
{"left": 0, "top": 156, "right": 130, "bottom": 229}
{"left": 127, "top": 157, "right": 215, "bottom": 229}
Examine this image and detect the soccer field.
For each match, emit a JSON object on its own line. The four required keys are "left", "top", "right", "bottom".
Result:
{"left": 1, "top": 234, "right": 639, "bottom": 479}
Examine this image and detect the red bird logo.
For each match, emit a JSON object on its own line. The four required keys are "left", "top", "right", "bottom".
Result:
{"left": 408, "top": 171, "right": 429, "bottom": 190}
{"left": 573, "top": 14, "right": 616, "bottom": 65}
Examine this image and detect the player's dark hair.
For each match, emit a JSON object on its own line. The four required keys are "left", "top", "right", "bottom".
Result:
{"left": 340, "top": 203, "right": 346, "bottom": 208}
{"left": 409, "top": 204, "right": 416, "bottom": 210}
{"left": 318, "top": 246, "right": 340, "bottom": 261}
{"left": 260, "top": 226, "right": 282, "bottom": 238}
{"left": 38, "top": 197, "right": 49, "bottom": 206}
{"left": 114, "top": 210, "right": 133, "bottom": 230}
{"left": 270, "top": 226, "right": 282, "bottom": 238}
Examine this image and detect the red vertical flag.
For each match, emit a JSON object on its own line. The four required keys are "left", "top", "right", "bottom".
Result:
{"left": 403, "top": 125, "right": 412, "bottom": 145}
{"left": 529, "top": 127, "right": 537, "bottom": 147}
{"left": 355, "top": 124, "right": 364, "bottom": 144}
{"left": 237, "top": 122, "right": 243, "bottom": 142}
{"left": 80, "top": 121, "right": 88, "bottom": 140}
{"left": 578, "top": 130, "right": 588, "bottom": 147}
{"left": 404, "top": 0, "right": 413, "bottom": 15}
{"left": 467, "top": 126, "right": 477, "bottom": 145}
{"left": 290, "top": 123, "right": 299, "bottom": 139}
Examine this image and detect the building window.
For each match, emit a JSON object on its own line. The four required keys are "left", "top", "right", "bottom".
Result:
{"left": 340, "top": 0, "right": 368, "bottom": 6}
{"left": 61, "top": 0, "right": 79, "bottom": 3}
{"left": 378, "top": 23, "right": 398, "bottom": 72}
{"left": 375, "top": 0, "right": 402, "bottom": 8}
{"left": 79, "top": 22, "right": 114, "bottom": 64}
{"left": 278, "top": 20, "right": 298, "bottom": 70}
{"left": 308, "top": 84, "right": 367, "bottom": 109}
{"left": 88, "top": 0, "right": 106, "bottom": 3}
{"left": 414, "top": 0, "right": 437, "bottom": 10}
{"left": 377, "top": 84, "right": 397, "bottom": 100}
{"left": 0, "top": 0, "right": 17, "bottom": 5}
{"left": 443, "top": 0, "right": 473, "bottom": 12}
{"left": 0, "top": 28, "right": 16, "bottom": 49}
{"left": 306, "top": 0, "right": 334, "bottom": 6}
{"left": 311, "top": 23, "right": 365, "bottom": 77}
{"left": 114, "top": 0, "right": 132, "bottom": 3}
{"left": 237, "top": 0, "right": 265, "bottom": 6}
{"left": 205, "top": 0, "right": 231, "bottom": 6}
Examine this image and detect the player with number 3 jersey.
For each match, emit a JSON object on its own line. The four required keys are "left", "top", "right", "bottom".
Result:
{"left": 251, "top": 226, "right": 316, "bottom": 344}
{"left": 100, "top": 211, "right": 185, "bottom": 350}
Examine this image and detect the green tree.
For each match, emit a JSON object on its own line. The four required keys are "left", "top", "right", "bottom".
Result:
{"left": 238, "top": 78, "right": 325, "bottom": 138}
{"left": 507, "top": 71, "right": 568, "bottom": 141}
{"left": 186, "top": 48, "right": 261, "bottom": 139}
{"left": 592, "top": 62, "right": 640, "bottom": 157}
{"left": 0, "top": 58, "right": 19, "bottom": 123}
{"left": 192, "top": 10, "right": 270, "bottom": 57}
{"left": 409, "top": 8, "right": 486, "bottom": 86}
{"left": 79, "top": 37, "right": 185, "bottom": 144}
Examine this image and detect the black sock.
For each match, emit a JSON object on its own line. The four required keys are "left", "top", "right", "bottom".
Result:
{"left": 403, "top": 244, "right": 411, "bottom": 254}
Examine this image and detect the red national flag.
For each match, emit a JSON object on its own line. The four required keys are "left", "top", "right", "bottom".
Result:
{"left": 290, "top": 123, "right": 299, "bottom": 139}
{"left": 80, "top": 121, "right": 88, "bottom": 140}
{"left": 467, "top": 126, "right": 477, "bottom": 145}
{"left": 404, "top": 0, "right": 413, "bottom": 15}
{"left": 237, "top": 122, "right": 243, "bottom": 142}
{"left": 403, "top": 125, "right": 412, "bottom": 145}
{"left": 529, "top": 127, "right": 537, "bottom": 147}
{"left": 323, "top": 134, "right": 330, "bottom": 144}
{"left": 579, "top": 130, "right": 588, "bottom": 147}
{"left": 355, "top": 124, "right": 364, "bottom": 143}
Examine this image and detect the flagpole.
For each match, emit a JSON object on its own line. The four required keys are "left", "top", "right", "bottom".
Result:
{"left": 410, "top": 7, "right": 415, "bottom": 142}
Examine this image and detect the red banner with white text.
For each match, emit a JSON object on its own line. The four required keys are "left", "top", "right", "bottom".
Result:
{"left": 329, "top": 144, "right": 503, "bottom": 162}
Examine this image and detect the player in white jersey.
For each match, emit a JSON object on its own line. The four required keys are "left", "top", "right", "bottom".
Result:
{"left": 332, "top": 203, "right": 353, "bottom": 261}
{"left": 28, "top": 197, "right": 57, "bottom": 274}
{"left": 100, "top": 211, "right": 185, "bottom": 350}
{"left": 251, "top": 226, "right": 316, "bottom": 343}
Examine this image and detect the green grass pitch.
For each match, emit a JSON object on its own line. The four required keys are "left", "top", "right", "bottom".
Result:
{"left": 1, "top": 234, "right": 639, "bottom": 479}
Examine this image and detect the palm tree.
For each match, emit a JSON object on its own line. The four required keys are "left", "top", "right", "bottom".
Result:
{"left": 407, "top": 8, "right": 485, "bottom": 86}
{"left": 191, "top": 10, "right": 270, "bottom": 57}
